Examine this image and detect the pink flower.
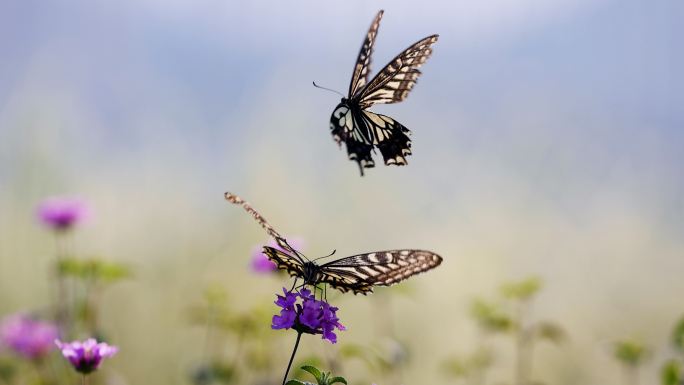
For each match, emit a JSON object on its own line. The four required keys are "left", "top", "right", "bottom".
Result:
{"left": 36, "top": 196, "right": 91, "bottom": 230}
{"left": 55, "top": 338, "right": 118, "bottom": 374}
{"left": 0, "top": 313, "right": 59, "bottom": 360}
{"left": 250, "top": 237, "right": 305, "bottom": 274}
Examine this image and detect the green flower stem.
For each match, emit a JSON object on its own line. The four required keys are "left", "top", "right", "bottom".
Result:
{"left": 282, "top": 331, "right": 303, "bottom": 385}
{"left": 82, "top": 374, "right": 88, "bottom": 385}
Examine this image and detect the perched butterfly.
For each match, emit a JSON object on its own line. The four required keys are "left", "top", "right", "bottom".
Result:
{"left": 225, "top": 192, "right": 443, "bottom": 295}
{"left": 329, "top": 10, "right": 439, "bottom": 176}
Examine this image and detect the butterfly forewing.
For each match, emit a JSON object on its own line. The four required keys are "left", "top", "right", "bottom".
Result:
{"left": 224, "top": 192, "right": 300, "bottom": 258}
{"left": 320, "top": 250, "right": 443, "bottom": 295}
{"left": 262, "top": 247, "right": 304, "bottom": 278}
{"left": 349, "top": 10, "right": 384, "bottom": 98}
{"left": 359, "top": 35, "right": 439, "bottom": 107}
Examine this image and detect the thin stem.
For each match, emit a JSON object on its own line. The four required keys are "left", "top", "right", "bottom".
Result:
{"left": 82, "top": 374, "right": 89, "bottom": 385}
{"left": 281, "top": 332, "right": 303, "bottom": 385}
{"left": 53, "top": 231, "right": 69, "bottom": 338}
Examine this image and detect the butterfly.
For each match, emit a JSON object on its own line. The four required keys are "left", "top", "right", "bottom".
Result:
{"left": 225, "top": 192, "right": 443, "bottom": 295}
{"left": 329, "top": 10, "right": 439, "bottom": 176}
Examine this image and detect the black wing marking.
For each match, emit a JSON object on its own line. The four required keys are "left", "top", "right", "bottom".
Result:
{"left": 349, "top": 10, "right": 384, "bottom": 99}
{"left": 360, "top": 110, "right": 412, "bottom": 166}
{"left": 262, "top": 247, "right": 304, "bottom": 278}
{"left": 358, "top": 35, "right": 438, "bottom": 108}
{"left": 320, "top": 250, "right": 443, "bottom": 295}
{"left": 329, "top": 104, "right": 375, "bottom": 176}
{"left": 224, "top": 192, "right": 301, "bottom": 259}
{"left": 318, "top": 269, "right": 375, "bottom": 295}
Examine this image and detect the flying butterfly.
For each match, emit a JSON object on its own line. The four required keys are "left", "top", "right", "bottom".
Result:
{"left": 225, "top": 192, "right": 443, "bottom": 295}
{"left": 328, "top": 10, "right": 438, "bottom": 176}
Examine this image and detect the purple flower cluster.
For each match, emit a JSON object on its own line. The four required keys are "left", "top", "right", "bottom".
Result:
{"left": 55, "top": 338, "right": 118, "bottom": 374}
{"left": 272, "top": 288, "right": 346, "bottom": 344}
{"left": 0, "top": 313, "right": 59, "bottom": 360}
{"left": 250, "top": 238, "right": 305, "bottom": 274}
{"left": 36, "top": 196, "right": 91, "bottom": 230}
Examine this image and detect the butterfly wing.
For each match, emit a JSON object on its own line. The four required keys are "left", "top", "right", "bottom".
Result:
{"left": 330, "top": 104, "right": 376, "bottom": 176}
{"left": 224, "top": 192, "right": 302, "bottom": 259}
{"left": 360, "top": 110, "right": 412, "bottom": 166}
{"left": 349, "top": 10, "right": 384, "bottom": 99}
{"left": 319, "top": 250, "right": 443, "bottom": 295}
{"left": 358, "top": 35, "right": 439, "bottom": 108}
{"left": 262, "top": 246, "right": 304, "bottom": 278}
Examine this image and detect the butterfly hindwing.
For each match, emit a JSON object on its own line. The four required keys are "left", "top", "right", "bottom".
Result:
{"left": 349, "top": 10, "right": 383, "bottom": 99}
{"left": 320, "top": 250, "right": 443, "bottom": 295}
{"left": 358, "top": 35, "right": 439, "bottom": 108}
{"left": 318, "top": 268, "right": 375, "bottom": 294}
{"left": 361, "top": 110, "right": 412, "bottom": 166}
{"left": 262, "top": 246, "right": 304, "bottom": 278}
{"left": 330, "top": 104, "right": 376, "bottom": 175}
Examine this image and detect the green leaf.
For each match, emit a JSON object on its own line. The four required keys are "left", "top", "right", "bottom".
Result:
{"left": 661, "top": 359, "right": 682, "bottom": 385}
{"left": 285, "top": 380, "right": 311, "bottom": 385}
{"left": 301, "top": 365, "right": 324, "bottom": 382}
{"left": 470, "top": 298, "right": 512, "bottom": 332}
{"left": 671, "top": 316, "right": 684, "bottom": 352}
{"left": 500, "top": 276, "right": 542, "bottom": 300}
{"left": 536, "top": 321, "right": 566, "bottom": 344}
{"left": 327, "top": 376, "right": 348, "bottom": 385}
{"left": 613, "top": 339, "right": 649, "bottom": 366}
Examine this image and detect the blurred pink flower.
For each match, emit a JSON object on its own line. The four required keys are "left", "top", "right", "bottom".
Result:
{"left": 36, "top": 196, "right": 92, "bottom": 230}
{"left": 250, "top": 237, "right": 305, "bottom": 274}
{"left": 55, "top": 338, "right": 118, "bottom": 374}
{"left": 0, "top": 312, "right": 59, "bottom": 360}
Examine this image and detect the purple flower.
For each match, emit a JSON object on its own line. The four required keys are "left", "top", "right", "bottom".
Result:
{"left": 272, "top": 308, "right": 297, "bottom": 330}
{"left": 55, "top": 338, "right": 118, "bottom": 374}
{"left": 37, "top": 196, "right": 91, "bottom": 230}
{"left": 0, "top": 313, "right": 59, "bottom": 360}
{"left": 274, "top": 288, "right": 298, "bottom": 308}
{"left": 270, "top": 288, "right": 346, "bottom": 344}
{"left": 250, "top": 237, "right": 305, "bottom": 274}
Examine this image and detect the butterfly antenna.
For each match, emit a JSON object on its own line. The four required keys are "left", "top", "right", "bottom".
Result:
{"left": 313, "top": 81, "right": 345, "bottom": 98}
{"left": 312, "top": 249, "right": 336, "bottom": 262}
{"left": 284, "top": 239, "right": 310, "bottom": 262}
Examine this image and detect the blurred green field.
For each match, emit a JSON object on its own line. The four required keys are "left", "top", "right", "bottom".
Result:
{"left": 1, "top": 1, "right": 683, "bottom": 384}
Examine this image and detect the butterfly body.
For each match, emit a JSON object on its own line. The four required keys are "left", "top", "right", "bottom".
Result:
{"left": 329, "top": 10, "right": 438, "bottom": 176}
{"left": 301, "top": 260, "right": 323, "bottom": 286}
{"left": 226, "top": 192, "right": 443, "bottom": 295}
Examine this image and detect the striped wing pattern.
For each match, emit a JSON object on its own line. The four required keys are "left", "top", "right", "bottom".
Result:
{"left": 224, "top": 192, "right": 299, "bottom": 257}
{"left": 226, "top": 192, "right": 444, "bottom": 295}
{"left": 328, "top": 11, "right": 438, "bottom": 175}
{"left": 349, "top": 10, "right": 383, "bottom": 98}
{"left": 330, "top": 104, "right": 375, "bottom": 175}
{"left": 358, "top": 35, "right": 439, "bottom": 108}
{"left": 262, "top": 247, "right": 303, "bottom": 278}
{"left": 330, "top": 106, "right": 413, "bottom": 173}
{"left": 361, "top": 110, "right": 412, "bottom": 166}
{"left": 320, "top": 250, "right": 443, "bottom": 295}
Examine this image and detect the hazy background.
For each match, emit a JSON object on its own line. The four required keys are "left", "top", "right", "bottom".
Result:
{"left": 1, "top": 0, "right": 682, "bottom": 384}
